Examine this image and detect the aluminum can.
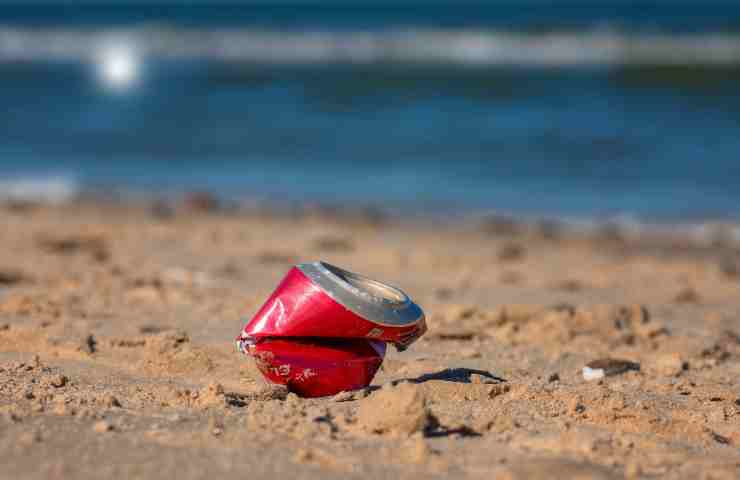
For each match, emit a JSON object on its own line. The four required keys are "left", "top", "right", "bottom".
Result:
{"left": 236, "top": 261, "right": 426, "bottom": 397}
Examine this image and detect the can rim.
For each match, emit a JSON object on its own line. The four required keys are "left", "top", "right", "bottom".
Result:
{"left": 297, "top": 261, "right": 425, "bottom": 327}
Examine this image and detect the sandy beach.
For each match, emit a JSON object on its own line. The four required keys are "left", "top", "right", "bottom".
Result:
{"left": 1, "top": 200, "right": 739, "bottom": 479}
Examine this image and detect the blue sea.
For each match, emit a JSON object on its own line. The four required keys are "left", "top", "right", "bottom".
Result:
{"left": 2, "top": 2, "right": 740, "bottom": 221}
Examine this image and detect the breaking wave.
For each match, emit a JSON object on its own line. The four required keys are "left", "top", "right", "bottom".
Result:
{"left": 2, "top": 26, "right": 740, "bottom": 67}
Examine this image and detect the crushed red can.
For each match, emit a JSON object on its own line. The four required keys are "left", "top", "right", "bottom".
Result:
{"left": 236, "top": 261, "right": 426, "bottom": 397}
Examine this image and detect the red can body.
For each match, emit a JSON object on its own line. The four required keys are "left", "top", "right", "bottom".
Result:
{"left": 249, "top": 338, "right": 385, "bottom": 398}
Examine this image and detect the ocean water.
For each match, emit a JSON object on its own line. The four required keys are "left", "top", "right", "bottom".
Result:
{"left": 1, "top": 2, "right": 740, "bottom": 221}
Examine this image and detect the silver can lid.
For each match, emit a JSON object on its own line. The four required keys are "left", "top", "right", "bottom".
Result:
{"left": 297, "top": 261, "right": 424, "bottom": 328}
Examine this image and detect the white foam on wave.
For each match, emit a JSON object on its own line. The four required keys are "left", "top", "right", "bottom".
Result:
{"left": 2, "top": 27, "right": 740, "bottom": 67}
{"left": 0, "top": 175, "right": 80, "bottom": 204}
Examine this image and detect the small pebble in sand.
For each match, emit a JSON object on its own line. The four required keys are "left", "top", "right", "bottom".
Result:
{"left": 93, "top": 420, "right": 114, "bottom": 433}
{"left": 499, "top": 270, "right": 524, "bottom": 284}
{"left": 555, "top": 279, "right": 584, "bottom": 292}
{"left": 293, "top": 448, "right": 314, "bottom": 463}
{"left": 251, "top": 384, "right": 289, "bottom": 401}
{"left": 709, "top": 430, "right": 731, "bottom": 445}
{"left": 102, "top": 394, "right": 121, "bottom": 408}
{"left": 3, "top": 411, "right": 21, "bottom": 423}
{"left": 332, "top": 388, "right": 369, "bottom": 402}
{"left": 583, "top": 359, "right": 640, "bottom": 381}
{"left": 674, "top": 287, "right": 701, "bottom": 304}
{"left": 208, "top": 417, "right": 224, "bottom": 436}
{"left": 19, "top": 430, "right": 43, "bottom": 446}
{"left": 81, "top": 334, "right": 97, "bottom": 354}
{"left": 434, "top": 287, "right": 455, "bottom": 301}
{"left": 36, "top": 235, "right": 109, "bottom": 262}
{"left": 139, "top": 324, "right": 167, "bottom": 335}
{"left": 50, "top": 374, "right": 68, "bottom": 388}
{"left": 0, "top": 269, "right": 26, "bottom": 286}
{"left": 255, "top": 251, "right": 297, "bottom": 265}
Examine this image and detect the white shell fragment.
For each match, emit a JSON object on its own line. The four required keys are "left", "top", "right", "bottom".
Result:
{"left": 582, "top": 366, "right": 606, "bottom": 381}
